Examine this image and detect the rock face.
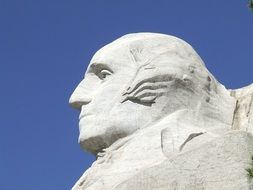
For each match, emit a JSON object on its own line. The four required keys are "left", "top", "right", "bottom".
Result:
{"left": 230, "top": 84, "right": 253, "bottom": 133}
{"left": 69, "top": 33, "right": 253, "bottom": 190}
{"left": 116, "top": 131, "right": 253, "bottom": 190}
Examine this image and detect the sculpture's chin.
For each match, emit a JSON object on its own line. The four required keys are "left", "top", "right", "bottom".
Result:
{"left": 78, "top": 134, "right": 108, "bottom": 155}
{"left": 78, "top": 125, "right": 130, "bottom": 155}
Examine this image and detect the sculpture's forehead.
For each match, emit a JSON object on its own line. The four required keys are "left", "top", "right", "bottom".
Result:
{"left": 90, "top": 42, "right": 132, "bottom": 67}
{"left": 90, "top": 36, "right": 184, "bottom": 69}
{"left": 88, "top": 33, "right": 205, "bottom": 76}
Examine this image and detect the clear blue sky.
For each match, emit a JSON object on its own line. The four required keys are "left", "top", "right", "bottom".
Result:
{"left": 0, "top": 0, "right": 253, "bottom": 189}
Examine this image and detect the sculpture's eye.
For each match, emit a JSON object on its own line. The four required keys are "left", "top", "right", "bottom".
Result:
{"left": 98, "top": 69, "right": 112, "bottom": 80}
{"left": 89, "top": 63, "right": 113, "bottom": 80}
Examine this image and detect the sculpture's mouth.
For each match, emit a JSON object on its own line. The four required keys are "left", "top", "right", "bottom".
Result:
{"left": 79, "top": 112, "right": 93, "bottom": 120}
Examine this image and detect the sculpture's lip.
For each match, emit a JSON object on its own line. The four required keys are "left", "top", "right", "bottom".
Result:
{"left": 79, "top": 113, "right": 93, "bottom": 120}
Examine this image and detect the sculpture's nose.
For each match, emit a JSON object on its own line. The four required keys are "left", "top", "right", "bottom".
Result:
{"left": 69, "top": 81, "right": 92, "bottom": 110}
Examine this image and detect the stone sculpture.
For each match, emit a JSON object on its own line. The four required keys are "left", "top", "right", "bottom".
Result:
{"left": 69, "top": 33, "right": 253, "bottom": 190}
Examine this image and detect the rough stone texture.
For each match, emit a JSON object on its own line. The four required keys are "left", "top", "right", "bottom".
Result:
{"left": 230, "top": 84, "right": 253, "bottom": 133}
{"left": 116, "top": 131, "right": 253, "bottom": 190}
{"left": 69, "top": 33, "right": 253, "bottom": 190}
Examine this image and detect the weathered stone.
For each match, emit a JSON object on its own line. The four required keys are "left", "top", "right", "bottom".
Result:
{"left": 69, "top": 33, "right": 253, "bottom": 190}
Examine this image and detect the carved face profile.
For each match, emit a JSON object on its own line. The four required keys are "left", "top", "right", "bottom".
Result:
{"left": 69, "top": 33, "right": 232, "bottom": 155}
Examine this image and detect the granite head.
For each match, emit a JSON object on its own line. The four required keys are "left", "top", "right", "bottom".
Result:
{"left": 69, "top": 33, "right": 230, "bottom": 155}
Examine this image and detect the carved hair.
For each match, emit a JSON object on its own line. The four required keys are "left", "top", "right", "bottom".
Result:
{"left": 115, "top": 34, "right": 234, "bottom": 125}
{"left": 118, "top": 34, "right": 211, "bottom": 107}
